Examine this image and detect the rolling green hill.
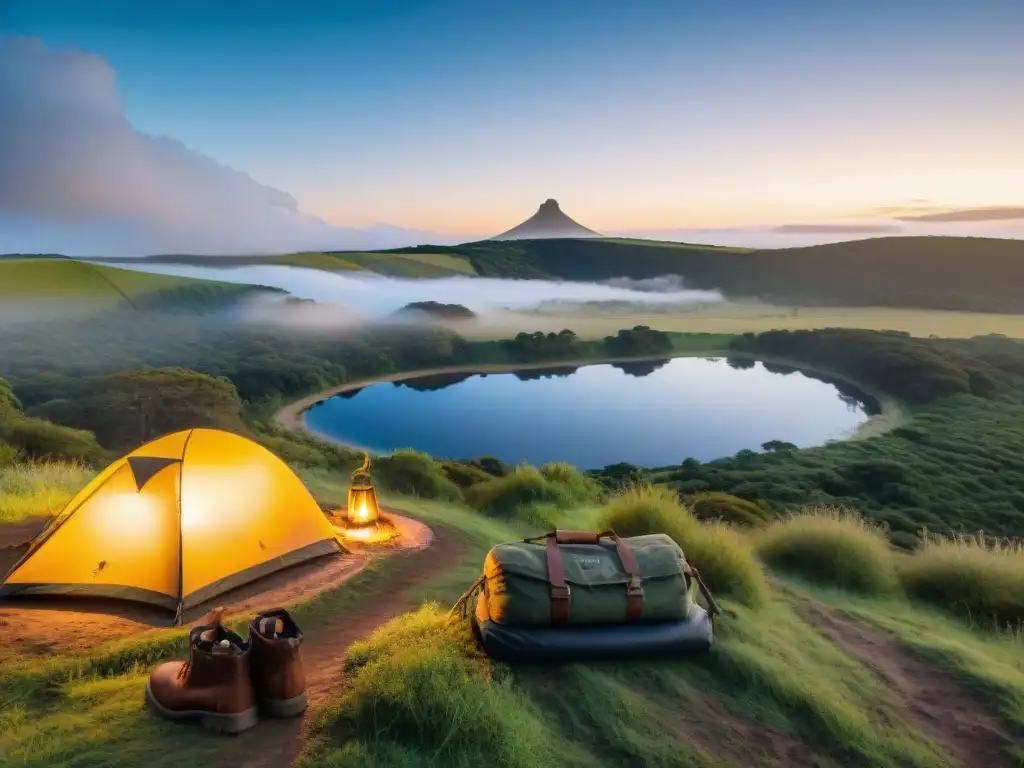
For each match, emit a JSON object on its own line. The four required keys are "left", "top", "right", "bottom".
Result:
{"left": 391, "top": 236, "right": 1024, "bottom": 313}
{"left": 99, "top": 249, "right": 478, "bottom": 277}
{"left": 0, "top": 258, "right": 281, "bottom": 313}
{"left": 19, "top": 234, "right": 1024, "bottom": 312}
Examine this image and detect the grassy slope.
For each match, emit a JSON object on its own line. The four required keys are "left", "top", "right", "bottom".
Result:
{"left": 1, "top": 472, "right": 1020, "bottom": 767}
{"left": 0, "top": 259, "right": 195, "bottom": 300}
{"left": 274, "top": 251, "right": 477, "bottom": 277}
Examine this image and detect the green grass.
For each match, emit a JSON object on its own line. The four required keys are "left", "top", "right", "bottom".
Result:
{"left": 331, "top": 252, "right": 477, "bottom": 277}
{"left": 0, "top": 259, "right": 195, "bottom": 300}
{"left": 275, "top": 252, "right": 368, "bottom": 271}
{"left": 1, "top": 466, "right": 1020, "bottom": 767}
{"left": 596, "top": 237, "right": 754, "bottom": 253}
{"left": 0, "top": 460, "right": 92, "bottom": 524}
{"left": 897, "top": 532, "right": 1024, "bottom": 627}
{"left": 755, "top": 508, "right": 899, "bottom": 595}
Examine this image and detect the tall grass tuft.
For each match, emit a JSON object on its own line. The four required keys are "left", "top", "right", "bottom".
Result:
{"left": 598, "top": 484, "right": 768, "bottom": 608}
{"left": 465, "top": 464, "right": 581, "bottom": 518}
{"left": 755, "top": 507, "right": 898, "bottom": 595}
{"left": 303, "top": 603, "right": 556, "bottom": 768}
{"left": 899, "top": 532, "right": 1024, "bottom": 629}
{"left": 0, "top": 460, "right": 92, "bottom": 524}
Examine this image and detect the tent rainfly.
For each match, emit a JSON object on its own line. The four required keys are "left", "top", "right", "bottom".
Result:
{"left": 0, "top": 428, "right": 343, "bottom": 623}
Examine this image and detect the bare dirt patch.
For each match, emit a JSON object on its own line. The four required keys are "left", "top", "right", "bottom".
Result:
{"left": 672, "top": 692, "right": 826, "bottom": 768}
{"left": 0, "top": 512, "right": 430, "bottom": 660}
{"left": 801, "top": 599, "right": 1021, "bottom": 768}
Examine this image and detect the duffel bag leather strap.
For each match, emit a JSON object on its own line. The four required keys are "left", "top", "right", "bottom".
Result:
{"left": 606, "top": 533, "right": 645, "bottom": 622}
{"left": 545, "top": 535, "right": 571, "bottom": 624}
{"left": 554, "top": 529, "right": 600, "bottom": 545}
{"left": 535, "top": 529, "right": 645, "bottom": 624}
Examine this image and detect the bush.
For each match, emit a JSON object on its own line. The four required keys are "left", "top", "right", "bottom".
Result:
{"left": 464, "top": 465, "right": 571, "bottom": 518}
{"left": 0, "top": 460, "right": 93, "bottom": 524}
{"left": 0, "top": 416, "right": 107, "bottom": 464}
{"left": 305, "top": 604, "right": 554, "bottom": 768}
{"left": 441, "top": 461, "right": 495, "bottom": 489}
{"left": 898, "top": 533, "right": 1024, "bottom": 628}
{"left": 887, "top": 530, "right": 921, "bottom": 552}
{"left": 683, "top": 519, "right": 770, "bottom": 609}
{"left": 599, "top": 484, "right": 690, "bottom": 538}
{"left": 598, "top": 484, "right": 768, "bottom": 608}
{"left": 0, "top": 442, "right": 17, "bottom": 468}
{"left": 469, "top": 456, "right": 510, "bottom": 477}
{"left": 375, "top": 449, "right": 462, "bottom": 502}
{"left": 688, "top": 492, "right": 772, "bottom": 528}
{"left": 756, "top": 507, "right": 898, "bottom": 594}
{"left": 539, "top": 462, "right": 604, "bottom": 504}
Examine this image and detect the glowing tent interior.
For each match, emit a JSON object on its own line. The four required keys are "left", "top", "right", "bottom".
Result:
{"left": 0, "top": 428, "right": 343, "bottom": 623}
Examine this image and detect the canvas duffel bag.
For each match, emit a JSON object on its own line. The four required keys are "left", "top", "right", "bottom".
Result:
{"left": 473, "top": 529, "right": 695, "bottom": 627}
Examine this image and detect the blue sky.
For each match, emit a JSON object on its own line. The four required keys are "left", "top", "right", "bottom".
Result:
{"left": 2, "top": 0, "right": 1022, "bottom": 248}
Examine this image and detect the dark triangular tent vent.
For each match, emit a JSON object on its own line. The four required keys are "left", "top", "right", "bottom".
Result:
{"left": 126, "top": 456, "right": 181, "bottom": 491}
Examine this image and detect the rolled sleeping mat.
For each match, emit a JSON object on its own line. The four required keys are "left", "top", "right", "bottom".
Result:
{"left": 472, "top": 602, "right": 713, "bottom": 663}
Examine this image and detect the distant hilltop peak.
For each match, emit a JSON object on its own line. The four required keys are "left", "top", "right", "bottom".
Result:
{"left": 492, "top": 199, "right": 602, "bottom": 240}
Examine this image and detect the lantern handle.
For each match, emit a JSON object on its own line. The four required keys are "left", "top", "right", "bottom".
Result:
{"left": 350, "top": 451, "right": 373, "bottom": 486}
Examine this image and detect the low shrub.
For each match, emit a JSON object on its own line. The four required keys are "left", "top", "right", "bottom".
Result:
{"left": 688, "top": 492, "right": 772, "bottom": 528}
{"left": 681, "top": 520, "right": 769, "bottom": 609}
{"left": 888, "top": 530, "right": 921, "bottom": 552}
{"left": 756, "top": 507, "right": 898, "bottom": 594}
{"left": 0, "top": 417, "right": 107, "bottom": 464}
{"left": 0, "top": 460, "right": 93, "bottom": 524}
{"left": 256, "top": 433, "right": 332, "bottom": 468}
{"left": 467, "top": 456, "right": 509, "bottom": 477}
{"left": 303, "top": 604, "right": 555, "bottom": 768}
{"left": 597, "top": 484, "right": 768, "bottom": 608}
{"left": 539, "top": 462, "right": 605, "bottom": 504}
{"left": 441, "top": 460, "right": 495, "bottom": 489}
{"left": 0, "top": 442, "right": 17, "bottom": 468}
{"left": 464, "top": 464, "right": 571, "bottom": 517}
{"left": 898, "top": 533, "right": 1024, "bottom": 628}
{"left": 598, "top": 484, "right": 690, "bottom": 539}
{"left": 375, "top": 449, "right": 462, "bottom": 502}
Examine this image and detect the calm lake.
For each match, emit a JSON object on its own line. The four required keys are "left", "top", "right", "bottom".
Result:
{"left": 305, "top": 357, "right": 878, "bottom": 469}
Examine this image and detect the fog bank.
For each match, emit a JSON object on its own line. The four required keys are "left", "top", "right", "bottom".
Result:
{"left": 95, "top": 261, "right": 723, "bottom": 320}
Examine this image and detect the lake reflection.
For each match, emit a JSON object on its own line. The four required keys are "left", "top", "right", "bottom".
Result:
{"left": 304, "top": 357, "right": 877, "bottom": 469}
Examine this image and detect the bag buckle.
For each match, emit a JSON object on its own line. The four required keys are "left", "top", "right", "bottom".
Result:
{"left": 626, "top": 576, "right": 644, "bottom": 597}
{"left": 550, "top": 584, "right": 571, "bottom": 600}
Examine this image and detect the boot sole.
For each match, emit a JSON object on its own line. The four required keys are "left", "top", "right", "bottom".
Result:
{"left": 258, "top": 690, "right": 308, "bottom": 718}
{"left": 145, "top": 681, "right": 260, "bottom": 734}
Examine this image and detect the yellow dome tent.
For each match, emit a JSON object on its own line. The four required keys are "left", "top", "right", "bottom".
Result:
{"left": 0, "top": 428, "right": 343, "bottom": 623}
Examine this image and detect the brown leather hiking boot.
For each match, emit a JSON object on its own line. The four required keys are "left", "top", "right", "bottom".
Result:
{"left": 145, "top": 623, "right": 259, "bottom": 734}
{"left": 248, "top": 608, "right": 308, "bottom": 717}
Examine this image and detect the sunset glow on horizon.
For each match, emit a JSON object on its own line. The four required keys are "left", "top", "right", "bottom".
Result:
{"left": 2, "top": 0, "right": 1021, "bottom": 253}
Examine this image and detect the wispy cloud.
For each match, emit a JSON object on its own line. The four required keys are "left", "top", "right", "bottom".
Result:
{"left": 772, "top": 223, "right": 904, "bottom": 235}
{"left": 895, "top": 206, "right": 1024, "bottom": 223}
{"left": 0, "top": 36, "right": 451, "bottom": 256}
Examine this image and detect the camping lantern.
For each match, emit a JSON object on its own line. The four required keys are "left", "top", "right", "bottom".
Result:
{"left": 346, "top": 453, "right": 380, "bottom": 527}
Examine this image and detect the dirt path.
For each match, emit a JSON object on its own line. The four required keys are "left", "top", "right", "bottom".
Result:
{"left": 801, "top": 600, "right": 1021, "bottom": 768}
{"left": 224, "top": 524, "right": 468, "bottom": 768}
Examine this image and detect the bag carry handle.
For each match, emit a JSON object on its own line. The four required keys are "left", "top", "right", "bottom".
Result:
{"left": 526, "top": 529, "right": 644, "bottom": 624}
